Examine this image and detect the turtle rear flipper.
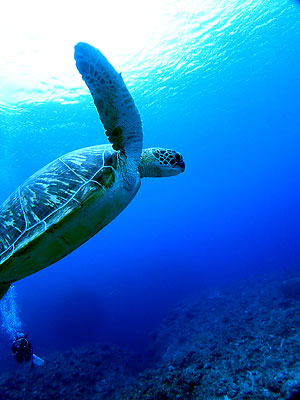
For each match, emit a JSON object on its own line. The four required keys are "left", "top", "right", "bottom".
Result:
{"left": 0, "top": 282, "right": 11, "bottom": 300}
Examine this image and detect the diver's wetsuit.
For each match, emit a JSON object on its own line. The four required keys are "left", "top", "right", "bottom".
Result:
{"left": 12, "top": 336, "right": 33, "bottom": 363}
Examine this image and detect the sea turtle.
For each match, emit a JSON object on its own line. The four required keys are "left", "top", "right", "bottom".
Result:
{"left": 0, "top": 42, "right": 185, "bottom": 299}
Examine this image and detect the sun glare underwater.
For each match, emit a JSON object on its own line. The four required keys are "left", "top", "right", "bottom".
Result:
{"left": 0, "top": 0, "right": 300, "bottom": 397}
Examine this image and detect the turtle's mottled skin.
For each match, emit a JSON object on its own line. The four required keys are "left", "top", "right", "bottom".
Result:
{"left": 0, "top": 43, "right": 185, "bottom": 299}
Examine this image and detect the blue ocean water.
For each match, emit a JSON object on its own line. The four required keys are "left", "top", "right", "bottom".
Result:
{"left": 0, "top": 0, "right": 299, "bottom": 374}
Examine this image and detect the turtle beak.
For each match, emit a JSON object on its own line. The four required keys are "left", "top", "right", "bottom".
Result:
{"left": 170, "top": 160, "right": 185, "bottom": 176}
{"left": 177, "top": 160, "right": 185, "bottom": 172}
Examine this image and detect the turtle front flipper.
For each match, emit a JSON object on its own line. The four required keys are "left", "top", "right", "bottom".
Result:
{"left": 74, "top": 42, "right": 143, "bottom": 167}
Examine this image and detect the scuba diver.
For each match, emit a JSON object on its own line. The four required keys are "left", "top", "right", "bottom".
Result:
{"left": 12, "top": 332, "right": 33, "bottom": 364}
{"left": 0, "top": 285, "right": 44, "bottom": 368}
{"left": 12, "top": 332, "right": 45, "bottom": 367}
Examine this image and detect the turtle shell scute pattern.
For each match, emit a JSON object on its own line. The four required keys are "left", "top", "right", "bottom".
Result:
{"left": 13, "top": 221, "right": 48, "bottom": 255}
{"left": 0, "top": 145, "right": 117, "bottom": 263}
{"left": 92, "top": 167, "right": 115, "bottom": 189}
{"left": 73, "top": 182, "right": 105, "bottom": 205}
{"left": 0, "top": 191, "right": 26, "bottom": 257}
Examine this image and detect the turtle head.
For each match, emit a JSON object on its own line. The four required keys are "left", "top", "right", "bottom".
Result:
{"left": 139, "top": 148, "right": 185, "bottom": 178}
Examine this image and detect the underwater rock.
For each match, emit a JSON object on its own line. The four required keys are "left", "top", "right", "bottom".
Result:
{"left": 1, "top": 270, "right": 300, "bottom": 399}
{"left": 287, "top": 390, "right": 300, "bottom": 400}
{"left": 0, "top": 344, "right": 140, "bottom": 400}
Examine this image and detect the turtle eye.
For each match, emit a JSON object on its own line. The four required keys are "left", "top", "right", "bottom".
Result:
{"left": 175, "top": 153, "right": 182, "bottom": 162}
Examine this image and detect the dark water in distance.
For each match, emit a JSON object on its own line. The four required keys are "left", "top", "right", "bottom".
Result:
{"left": 0, "top": 0, "right": 299, "bottom": 370}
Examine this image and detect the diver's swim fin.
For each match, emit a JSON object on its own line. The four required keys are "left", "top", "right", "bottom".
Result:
{"left": 32, "top": 354, "right": 45, "bottom": 366}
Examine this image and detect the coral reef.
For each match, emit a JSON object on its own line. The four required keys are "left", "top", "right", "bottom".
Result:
{"left": 0, "top": 345, "right": 139, "bottom": 400}
{"left": 119, "top": 274, "right": 300, "bottom": 399}
{"left": 1, "top": 270, "right": 300, "bottom": 399}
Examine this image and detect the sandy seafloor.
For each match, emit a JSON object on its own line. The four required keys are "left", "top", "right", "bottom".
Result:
{"left": 1, "top": 267, "right": 300, "bottom": 400}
